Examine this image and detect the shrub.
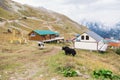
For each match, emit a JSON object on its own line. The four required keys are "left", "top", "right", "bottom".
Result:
{"left": 62, "top": 69, "right": 77, "bottom": 77}
{"left": 57, "top": 66, "right": 78, "bottom": 77}
{"left": 22, "top": 17, "right": 27, "bottom": 19}
{"left": 93, "top": 69, "right": 120, "bottom": 80}
{"left": 93, "top": 69, "right": 112, "bottom": 79}
{"left": 112, "top": 75, "right": 120, "bottom": 80}
{"left": 115, "top": 48, "right": 120, "bottom": 55}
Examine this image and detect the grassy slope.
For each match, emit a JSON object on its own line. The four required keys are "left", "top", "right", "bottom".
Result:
{"left": 0, "top": 7, "right": 87, "bottom": 40}
{"left": 0, "top": 43, "right": 120, "bottom": 80}
{"left": 46, "top": 49, "right": 120, "bottom": 79}
{"left": 0, "top": 7, "right": 12, "bottom": 19}
{"left": 18, "top": 6, "right": 87, "bottom": 37}
{"left": 0, "top": 7, "right": 19, "bottom": 19}
{"left": 19, "top": 19, "right": 48, "bottom": 30}
{"left": 0, "top": 0, "right": 88, "bottom": 41}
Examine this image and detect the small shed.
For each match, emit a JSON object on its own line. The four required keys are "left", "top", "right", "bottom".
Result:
{"left": 28, "top": 30, "right": 59, "bottom": 41}
{"left": 74, "top": 30, "right": 108, "bottom": 51}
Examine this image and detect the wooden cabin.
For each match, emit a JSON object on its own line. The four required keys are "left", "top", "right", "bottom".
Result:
{"left": 28, "top": 30, "right": 59, "bottom": 41}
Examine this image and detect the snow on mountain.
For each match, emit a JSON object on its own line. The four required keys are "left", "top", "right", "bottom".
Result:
{"left": 80, "top": 20, "right": 120, "bottom": 40}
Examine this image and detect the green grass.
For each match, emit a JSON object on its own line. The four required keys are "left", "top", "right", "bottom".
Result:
{"left": 41, "top": 48, "right": 120, "bottom": 80}
{"left": 0, "top": 7, "right": 19, "bottom": 19}
{"left": 19, "top": 19, "right": 46, "bottom": 30}
{"left": 10, "top": 21, "right": 32, "bottom": 32}
{"left": 0, "top": 63, "right": 21, "bottom": 70}
{"left": 0, "top": 42, "right": 120, "bottom": 80}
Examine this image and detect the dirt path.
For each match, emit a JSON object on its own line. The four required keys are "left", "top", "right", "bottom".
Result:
{"left": 8, "top": 44, "right": 61, "bottom": 80}
{"left": 0, "top": 22, "right": 6, "bottom": 27}
{"left": 15, "top": 43, "right": 61, "bottom": 55}
{"left": 42, "top": 46, "right": 61, "bottom": 55}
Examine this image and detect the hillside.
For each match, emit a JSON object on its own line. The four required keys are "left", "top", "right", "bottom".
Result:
{"left": 0, "top": 0, "right": 87, "bottom": 43}
{"left": 0, "top": 43, "right": 120, "bottom": 80}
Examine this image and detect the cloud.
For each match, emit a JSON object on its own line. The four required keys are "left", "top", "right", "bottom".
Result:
{"left": 63, "top": 0, "right": 99, "bottom": 5}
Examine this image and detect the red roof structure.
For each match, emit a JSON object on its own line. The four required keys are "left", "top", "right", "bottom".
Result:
{"left": 109, "top": 42, "right": 120, "bottom": 47}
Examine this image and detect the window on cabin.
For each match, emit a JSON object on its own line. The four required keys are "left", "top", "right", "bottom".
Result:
{"left": 86, "top": 35, "right": 89, "bottom": 40}
{"left": 76, "top": 38, "right": 80, "bottom": 42}
{"left": 30, "top": 33, "right": 36, "bottom": 37}
{"left": 81, "top": 36, "right": 84, "bottom": 40}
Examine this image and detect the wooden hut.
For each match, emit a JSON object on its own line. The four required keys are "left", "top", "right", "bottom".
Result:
{"left": 28, "top": 30, "right": 59, "bottom": 41}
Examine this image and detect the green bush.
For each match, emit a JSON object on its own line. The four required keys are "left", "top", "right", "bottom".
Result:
{"left": 112, "top": 75, "right": 120, "bottom": 80}
{"left": 93, "top": 69, "right": 112, "bottom": 79}
{"left": 115, "top": 48, "right": 120, "bottom": 55}
{"left": 93, "top": 69, "right": 120, "bottom": 80}
{"left": 57, "top": 66, "right": 78, "bottom": 77}
{"left": 62, "top": 69, "right": 77, "bottom": 77}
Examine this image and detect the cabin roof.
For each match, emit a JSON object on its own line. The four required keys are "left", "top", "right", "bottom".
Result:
{"left": 85, "top": 30, "right": 103, "bottom": 42}
{"left": 34, "top": 30, "right": 59, "bottom": 35}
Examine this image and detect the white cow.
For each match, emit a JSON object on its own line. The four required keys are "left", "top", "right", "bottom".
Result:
{"left": 38, "top": 42, "right": 44, "bottom": 48}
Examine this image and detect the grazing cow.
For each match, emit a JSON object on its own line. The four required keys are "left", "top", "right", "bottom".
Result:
{"left": 62, "top": 46, "right": 76, "bottom": 56}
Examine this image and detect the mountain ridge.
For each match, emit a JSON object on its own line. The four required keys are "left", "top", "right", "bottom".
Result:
{"left": 80, "top": 20, "right": 120, "bottom": 39}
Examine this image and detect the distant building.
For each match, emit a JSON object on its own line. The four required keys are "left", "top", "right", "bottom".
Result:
{"left": 74, "top": 30, "right": 108, "bottom": 51}
{"left": 109, "top": 42, "right": 120, "bottom": 48}
{"left": 28, "top": 30, "right": 59, "bottom": 41}
{"left": 104, "top": 38, "right": 120, "bottom": 49}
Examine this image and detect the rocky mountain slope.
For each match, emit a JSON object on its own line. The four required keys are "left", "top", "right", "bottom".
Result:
{"left": 81, "top": 20, "right": 120, "bottom": 40}
{"left": 0, "top": 0, "right": 87, "bottom": 42}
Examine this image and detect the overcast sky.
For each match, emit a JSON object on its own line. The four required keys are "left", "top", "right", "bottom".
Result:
{"left": 13, "top": 0, "right": 120, "bottom": 26}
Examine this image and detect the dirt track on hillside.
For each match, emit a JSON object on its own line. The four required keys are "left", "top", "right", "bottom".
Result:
{"left": 0, "top": 42, "right": 62, "bottom": 80}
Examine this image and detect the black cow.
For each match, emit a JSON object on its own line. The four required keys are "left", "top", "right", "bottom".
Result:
{"left": 62, "top": 46, "right": 76, "bottom": 56}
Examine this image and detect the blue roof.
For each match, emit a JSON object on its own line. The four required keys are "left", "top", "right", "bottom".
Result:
{"left": 86, "top": 30, "right": 103, "bottom": 42}
{"left": 34, "top": 30, "right": 59, "bottom": 35}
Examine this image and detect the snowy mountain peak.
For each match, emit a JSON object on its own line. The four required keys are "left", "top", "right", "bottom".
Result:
{"left": 80, "top": 20, "right": 120, "bottom": 39}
